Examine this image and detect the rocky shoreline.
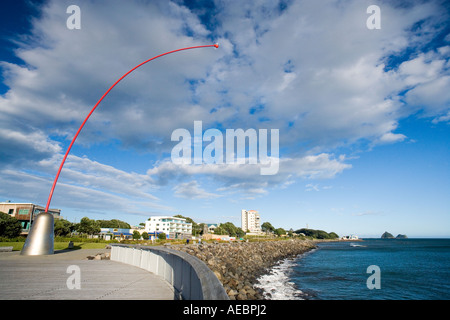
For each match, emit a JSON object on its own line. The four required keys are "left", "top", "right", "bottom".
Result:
{"left": 171, "top": 239, "right": 316, "bottom": 300}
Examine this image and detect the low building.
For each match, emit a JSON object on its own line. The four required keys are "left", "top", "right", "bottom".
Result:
{"left": 0, "top": 201, "right": 61, "bottom": 234}
{"left": 341, "top": 234, "right": 359, "bottom": 240}
{"left": 207, "top": 223, "right": 219, "bottom": 234}
{"left": 99, "top": 228, "right": 133, "bottom": 241}
{"left": 144, "top": 216, "right": 192, "bottom": 240}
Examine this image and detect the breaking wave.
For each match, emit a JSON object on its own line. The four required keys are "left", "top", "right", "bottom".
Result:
{"left": 254, "top": 255, "right": 310, "bottom": 300}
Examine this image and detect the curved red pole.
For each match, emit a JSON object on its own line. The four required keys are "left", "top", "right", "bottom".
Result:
{"left": 45, "top": 44, "right": 219, "bottom": 212}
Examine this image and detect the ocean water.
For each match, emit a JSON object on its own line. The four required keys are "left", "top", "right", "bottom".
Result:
{"left": 254, "top": 239, "right": 450, "bottom": 300}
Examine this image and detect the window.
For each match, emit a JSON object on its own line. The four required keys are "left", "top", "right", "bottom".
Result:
{"left": 8, "top": 209, "right": 14, "bottom": 215}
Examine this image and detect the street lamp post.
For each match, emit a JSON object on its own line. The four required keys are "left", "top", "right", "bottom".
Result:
{"left": 21, "top": 44, "right": 219, "bottom": 255}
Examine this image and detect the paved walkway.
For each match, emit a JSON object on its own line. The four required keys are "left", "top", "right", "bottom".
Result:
{"left": 0, "top": 249, "right": 175, "bottom": 300}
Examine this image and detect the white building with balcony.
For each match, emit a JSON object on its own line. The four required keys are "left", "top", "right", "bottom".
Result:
{"left": 144, "top": 216, "right": 192, "bottom": 240}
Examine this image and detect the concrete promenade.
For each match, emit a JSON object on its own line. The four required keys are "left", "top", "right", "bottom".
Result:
{"left": 0, "top": 249, "right": 175, "bottom": 300}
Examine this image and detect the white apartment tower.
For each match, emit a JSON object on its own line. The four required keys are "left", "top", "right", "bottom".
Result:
{"left": 241, "top": 210, "right": 261, "bottom": 234}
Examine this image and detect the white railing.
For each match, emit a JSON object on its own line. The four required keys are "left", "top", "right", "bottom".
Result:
{"left": 110, "top": 244, "right": 228, "bottom": 300}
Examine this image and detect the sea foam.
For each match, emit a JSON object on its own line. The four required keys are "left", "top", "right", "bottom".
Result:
{"left": 254, "top": 257, "right": 305, "bottom": 300}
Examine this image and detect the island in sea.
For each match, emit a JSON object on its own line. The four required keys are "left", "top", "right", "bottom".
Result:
{"left": 381, "top": 231, "right": 408, "bottom": 239}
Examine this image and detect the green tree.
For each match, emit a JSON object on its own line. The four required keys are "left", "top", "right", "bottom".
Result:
{"left": 97, "top": 219, "right": 131, "bottom": 229}
{"left": 132, "top": 230, "right": 141, "bottom": 240}
{"left": 294, "top": 228, "right": 337, "bottom": 239}
{"left": 295, "top": 228, "right": 315, "bottom": 237}
{"left": 54, "top": 218, "right": 74, "bottom": 237}
{"left": 75, "top": 217, "right": 100, "bottom": 236}
{"left": 261, "top": 222, "right": 275, "bottom": 233}
{"left": 142, "top": 232, "right": 149, "bottom": 240}
{"left": 158, "top": 232, "right": 166, "bottom": 240}
{"left": 236, "top": 227, "right": 245, "bottom": 238}
{"left": 218, "top": 222, "right": 244, "bottom": 237}
{"left": 214, "top": 226, "right": 226, "bottom": 235}
{"left": 275, "top": 228, "right": 286, "bottom": 237}
{"left": 329, "top": 232, "right": 339, "bottom": 239}
{"left": 219, "top": 222, "right": 235, "bottom": 236}
{"left": 316, "top": 230, "right": 330, "bottom": 239}
{"left": 0, "top": 212, "right": 22, "bottom": 238}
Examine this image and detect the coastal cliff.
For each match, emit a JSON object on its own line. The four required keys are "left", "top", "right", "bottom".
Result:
{"left": 171, "top": 239, "right": 316, "bottom": 300}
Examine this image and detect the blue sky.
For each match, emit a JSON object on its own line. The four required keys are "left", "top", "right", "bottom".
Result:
{"left": 0, "top": 0, "right": 449, "bottom": 238}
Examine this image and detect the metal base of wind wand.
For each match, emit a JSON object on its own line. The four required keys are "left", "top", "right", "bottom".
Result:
{"left": 20, "top": 212, "right": 54, "bottom": 255}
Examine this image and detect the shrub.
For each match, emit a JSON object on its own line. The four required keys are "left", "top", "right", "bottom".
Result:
{"left": 0, "top": 212, "right": 22, "bottom": 238}
{"left": 158, "top": 232, "right": 166, "bottom": 240}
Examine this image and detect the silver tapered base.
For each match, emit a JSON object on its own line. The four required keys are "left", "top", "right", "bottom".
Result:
{"left": 20, "top": 212, "right": 54, "bottom": 255}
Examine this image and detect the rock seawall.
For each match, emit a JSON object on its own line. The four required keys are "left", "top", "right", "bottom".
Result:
{"left": 172, "top": 239, "right": 316, "bottom": 300}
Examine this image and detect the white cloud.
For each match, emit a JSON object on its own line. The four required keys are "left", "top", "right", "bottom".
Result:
{"left": 0, "top": 152, "right": 171, "bottom": 218}
{"left": 0, "top": 167, "right": 173, "bottom": 217}
{"left": 395, "top": 47, "right": 450, "bottom": 120}
{"left": 432, "top": 111, "right": 450, "bottom": 124}
{"left": 305, "top": 183, "right": 333, "bottom": 192}
{"left": 376, "top": 132, "right": 407, "bottom": 145}
{"left": 352, "top": 210, "right": 383, "bottom": 217}
{"left": 0, "top": 0, "right": 223, "bottom": 153}
{"left": 3, "top": 0, "right": 449, "bottom": 155}
{"left": 147, "top": 152, "right": 350, "bottom": 198}
{"left": 173, "top": 180, "right": 221, "bottom": 199}
{"left": 305, "top": 184, "right": 319, "bottom": 192}
{"left": 1, "top": 0, "right": 449, "bottom": 214}
{"left": 0, "top": 127, "right": 61, "bottom": 165}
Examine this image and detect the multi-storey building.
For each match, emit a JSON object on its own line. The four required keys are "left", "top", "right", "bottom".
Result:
{"left": 241, "top": 209, "right": 262, "bottom": 235}
{"left": 0, "top": 201, "right": 61, "bottom": 234}
{"left": 144, "top": 216, "right": 192, "bottom": 240}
